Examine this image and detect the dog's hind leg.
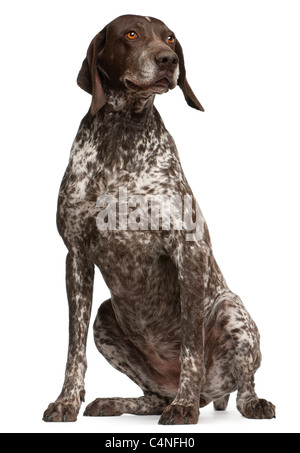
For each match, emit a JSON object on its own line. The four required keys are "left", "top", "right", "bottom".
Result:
{"left": 213, "top": 394, "right": 230, "bottom": 411}
{"left": 84, "top": 299, "right": 173, "bottom": 417}
{"left": 84, "top": 394, "right": 169, "bottom": 417}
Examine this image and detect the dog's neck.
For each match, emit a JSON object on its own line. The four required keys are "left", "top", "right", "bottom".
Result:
{"left": 102, "top": 88, "right": 156, "bottom": 116}
{"left": 89, "top": 89, "right": 167, "bottom": 164}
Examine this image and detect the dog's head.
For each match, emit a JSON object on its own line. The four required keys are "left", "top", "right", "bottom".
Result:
{"left": 77, "top": 15, "right": 204, "bottom": 115}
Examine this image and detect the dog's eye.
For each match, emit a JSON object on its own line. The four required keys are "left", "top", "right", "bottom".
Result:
{"left": 127, "top": 31, "right": 138, "bottom": 40}
{"left": 167, "top": 35, "right": 175, "bottom": 45}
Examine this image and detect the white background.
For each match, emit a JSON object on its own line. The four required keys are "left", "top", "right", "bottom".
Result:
{"left": 1, "top": 0, "right": 299, "bottom": 434}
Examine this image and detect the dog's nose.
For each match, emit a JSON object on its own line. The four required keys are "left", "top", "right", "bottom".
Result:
{"left": 155, "top": 51, "right": 179, "bottom": 70}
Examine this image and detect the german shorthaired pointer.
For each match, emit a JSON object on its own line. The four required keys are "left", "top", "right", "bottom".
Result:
{"left": 43, "top": 14, "right": 275, "bottom": 424}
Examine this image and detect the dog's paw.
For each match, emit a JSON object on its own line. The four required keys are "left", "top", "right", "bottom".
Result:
{"left": 158, "top": 403, "right": 199, "bottom": 425}
{"left": 84, "top": 398, "right": 124, "bottom": 417}
{"left": 43, "top": 401, "right": 80, "bottom": 422}
{"left": 240, "top": 398, "right": 276, "bottom": 419}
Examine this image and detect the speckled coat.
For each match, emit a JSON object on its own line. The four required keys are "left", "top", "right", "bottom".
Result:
{"left": 43, "top": 15, "right": 275, "bottom": 424}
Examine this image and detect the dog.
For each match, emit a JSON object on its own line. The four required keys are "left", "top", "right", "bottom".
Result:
{"left": 43, "top": 14, "right": 275, "bottom": 424}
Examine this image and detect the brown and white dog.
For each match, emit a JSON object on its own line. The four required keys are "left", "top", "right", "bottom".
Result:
{"left": 43, "top": 15, "right": 275, "bottom": 424}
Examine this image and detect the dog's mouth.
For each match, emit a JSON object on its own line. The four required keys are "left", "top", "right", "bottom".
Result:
{"left": 125, "top": 77, "right": 172, "bottom": 94}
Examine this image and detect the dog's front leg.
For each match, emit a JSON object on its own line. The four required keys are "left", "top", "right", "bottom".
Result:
{"left": 43, "top": 251, "right": 94, "bottom": 422}
{"left": 159, "top": 241, "right": 208, "bottom": 425}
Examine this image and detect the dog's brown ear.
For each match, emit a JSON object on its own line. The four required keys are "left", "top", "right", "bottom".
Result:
{"left": 77, "top": 29, "right": 106, "bottom": 115}
{"left": 175, "top": 39, "right": 204, "bottom": 112}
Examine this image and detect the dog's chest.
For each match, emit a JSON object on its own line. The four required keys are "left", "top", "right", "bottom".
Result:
{"left": 70, "top": 119, "right": 182, "bottom": 200}
{"left": 57, "top": 114, "right": 187, "bottom": 288}
{"left": 58, "top": 113, "right": 186, "bottom": 238}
